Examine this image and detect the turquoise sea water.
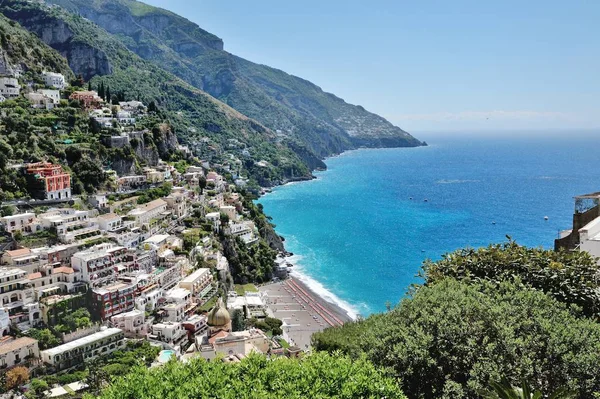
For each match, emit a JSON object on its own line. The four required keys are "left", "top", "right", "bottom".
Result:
{"left": 258, "top": 133, "right": 600, "bottom": 316}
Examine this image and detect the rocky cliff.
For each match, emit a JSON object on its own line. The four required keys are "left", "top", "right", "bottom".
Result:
{"left": 46, "top": 0, "right": 426, "bottom": 158}
{"left": 0, "top": 4, "right": 113, "bottom": 80}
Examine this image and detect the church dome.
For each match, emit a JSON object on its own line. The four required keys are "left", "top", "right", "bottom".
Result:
{"left": 207, "top": 298, "right": 231, "bottom": 327}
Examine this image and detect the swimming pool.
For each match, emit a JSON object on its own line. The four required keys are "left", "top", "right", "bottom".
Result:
{"left": 157, "top": 350, "right": 176, "bottom": 363}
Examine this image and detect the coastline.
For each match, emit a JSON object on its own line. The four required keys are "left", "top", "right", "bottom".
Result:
{"left": 259, "top": 276, "right": 353, "bottom": 350}
{"left": 258, "top": 144, "right": 427, "bottom": 324}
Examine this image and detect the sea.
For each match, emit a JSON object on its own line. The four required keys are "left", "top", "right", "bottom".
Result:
{"left": 258, "top": 131, "right": 600, "bottom": 318}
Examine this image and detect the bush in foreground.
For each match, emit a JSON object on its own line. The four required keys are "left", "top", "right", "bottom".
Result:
{"left": 90, "top": 352, "right": 406, "bottom": 399}
{"left": 312, "top": 279, "right": 600, "bottom": 399}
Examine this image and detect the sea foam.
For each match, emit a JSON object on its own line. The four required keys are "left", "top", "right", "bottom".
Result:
{"left": 286, "top": 254, "right": 361, "bottom": 320}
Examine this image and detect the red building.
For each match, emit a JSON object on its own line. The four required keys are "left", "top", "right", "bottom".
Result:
{"left": 69, "top": 90, "right": 103, "bottom": 108}
{"left": 25, "top": 162, "right": 71, "bottom": 200}
{"left": 91, "top": 282, "right": 136, "bottom": 320}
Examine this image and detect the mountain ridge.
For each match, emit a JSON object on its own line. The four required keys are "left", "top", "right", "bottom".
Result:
{"left": 45, "top": 0, "right": 426, "bottom": 157}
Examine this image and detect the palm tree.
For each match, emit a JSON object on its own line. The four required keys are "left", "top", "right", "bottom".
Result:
{"left": 482, "top": 377, "right": 576, "bottom": 399}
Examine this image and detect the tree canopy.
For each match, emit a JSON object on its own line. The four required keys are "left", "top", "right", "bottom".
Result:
{"left": 91, "top": 352, "right": 405, "bottom": 399}
{"left": 421, "top": 240, "right": 600, "bottom": 316}
{"left": 312, "top": 279, "right": 600, "bottom": 399}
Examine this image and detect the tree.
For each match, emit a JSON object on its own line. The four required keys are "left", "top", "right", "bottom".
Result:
{"left": 147, "top": 101, "right": 158, "bottom": 113}
{"left": 86, "top": 358, "right": 109, "bottom": 396}
{"left": 98, "top": 82, "right": 105, "bottom": 99}
{"left": 421, "top": 240, "right": 600, "bottom": 316}
{"left": 70, "top": 74, "right": 85, "bottom": 88}
{"left": 87, "top": 81, "right": 93, "bottom": 91}
{"left": 27, "top": 328, "right": 60, "bottom": 350}
{"left": 105, "top": 86, "right": 111, "bottom": 103}
{"left": 198, "top": 175, "right": 207, "bottom": 193}
{"left": 483, "top": 377, "right": 576, "bottom": 399}
{"left": 312, "top": 279, "right": 600, "bottom": 399}
{"left": 231, "top": 309, "right": 244, "bottom": 332}
{"left": 89, "top": 352, "right": 406, "bottom": 399}
{"left": 12, "top": 230, "right": 22, "bottom": 242}
{"left": 5, "top": 366, "right": 29, "bottom": 390}
{"left": 27, "top": 378, "right": 49, "bottom": 399}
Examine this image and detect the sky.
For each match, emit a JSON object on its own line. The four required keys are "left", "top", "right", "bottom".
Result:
{"left": 143, "top": 0, "right": 600, "bottom": 134}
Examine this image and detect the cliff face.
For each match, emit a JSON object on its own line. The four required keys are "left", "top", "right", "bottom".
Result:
{"left": 1, "top": 5, "right": 112, "bottom": 80}
{"left": 46, "top": 0, "right": 426, "bottom": 159}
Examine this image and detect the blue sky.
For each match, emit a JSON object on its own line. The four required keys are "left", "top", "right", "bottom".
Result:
{"left": 143, "top": 0, "right": 599, "bottom": 133}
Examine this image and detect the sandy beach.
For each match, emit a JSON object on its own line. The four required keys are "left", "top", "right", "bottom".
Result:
{"left": 259, "top": 277, "right": 352, "bottom": 351}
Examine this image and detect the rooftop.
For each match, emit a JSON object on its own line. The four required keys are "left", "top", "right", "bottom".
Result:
{"left": 4, "top": 248, "right": 32, "bottom": 258}
{"left": 41, "top": 328, "right": 122, "bottom": 357}
{"left": 0, "top": 337, "right": 38, "bottom": 355}
{"left": 180, "top": 268, "right": 211, "bottom": 284}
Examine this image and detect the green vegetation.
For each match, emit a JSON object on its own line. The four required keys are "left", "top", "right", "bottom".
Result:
{"left": 0, "top": 13, "right": 72, "bottom": 79}
{"left": 421, "top": 240, "right": 600, "bottom": 316}
{"left": 0, "top": 1, "right": 313, "bottom": 188}
{"left": 233, "top": 283, "right": 258, "bottom": 295}
{"left": 26, "top": 328, "right": 60, "bottom": 350}
{"left": 313, "top": 241, "right": 600, "bottom": 399}
{"left": 222, "top": 238, "right": 277, "bottom": 284}
{"left": 47, "top": 0, "right": 424, "bottom": 163}
{"left": 482, "top": 377, "right": 576, "bottom": 399}
{"left": 90, "top": 352, "right": 406, "bottom": 399}
{"left": 54, "top": 307, "right": 92, "bottom": 334}
{"left": 246, "top": 317, "right": 283, "bottom": 337}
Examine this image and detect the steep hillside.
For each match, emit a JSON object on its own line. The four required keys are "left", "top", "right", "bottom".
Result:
{"left": 0, "top": 0, "right": 316, "bottom": 186}
{"left": 45, "top": 0, "right": 426, "bottom": 157}
{"left": 0, "top": 13, "right": 73, "bottom": 80}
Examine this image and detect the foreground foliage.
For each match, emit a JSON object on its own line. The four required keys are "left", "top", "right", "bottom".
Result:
{"left": 91, "top": 352, "right": 406, "bottom": 399}
{"left": 482, "top": 377, "right": 576, "bottom": 399}
{"left": 421, "top": 240, "right": 600, "bottom": 316}
{"left": 312, "top": 279, "right": 600, "bottom": 399}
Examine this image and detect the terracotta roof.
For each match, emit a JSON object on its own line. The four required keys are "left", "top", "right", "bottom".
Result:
{"left": 28, "top": 272, "right": 42, "bottom": 280}
{"left": 0, "top": 337, "right": 38, "bottom": 355}
{"left": 54, "top": 266, "right": 74, "bottom": 274}
{"left": 4, "top": 248, "right": 31, "bottom": 258}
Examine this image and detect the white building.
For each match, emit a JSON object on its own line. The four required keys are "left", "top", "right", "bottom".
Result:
{"left": 71, "top": 244, "right": 131, "bottom": 288}
{"left": 205, "top": 212, "right": 221, "bottom": 232}
{"left": 0, "top": 337, "right": 39, "bottom": 368}
{"left": 111, "top": 309, "right": 150, "bottom": 336}
{"left": 150, "top": 322, "right": 186, "bottom": 345}
{"left": 197, "top": 329, "right": 270, "bottom": 361}
{"left": 227, "top": 292, "right": 267, "bottom": 318}
{"left": 579, "top": 217, "right": 600, "bottom": 260}
{"left": 38, "top": 89, "right": 60, "bottom": 103}
{"left": 135, "top": 285, "right": 164, "bottom": 312}
{"left": 128, "top": 199, "right": 168, "bottom": 230}
{"left": 96, "top": 213, "right": 123, "bottom": 232}
{"left": 40, "top": 327, "right": 125, "bottom": 370}
{"left": 0, "top": 77, "right": 20, "bottom": 98}
{"left": 178, "top": 268, "right": 213, "bottom": 299}
{"left": 42, "top": 71, "right": 66, "bottom": 90}
{"left": 0, "top": 212, "right": 36, "bottom": 234}
{"left": 162, "top": 287, "right": 192, "bottom": 322}
{"left": 0, "top": 268, "right": 33, "bottom": 308}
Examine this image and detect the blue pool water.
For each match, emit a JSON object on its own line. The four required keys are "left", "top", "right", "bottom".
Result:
{"left": 258, "top": 132, "right": 600, "bottom": 316}
{"left": 158, "top": 349, "right": 175, "bottom": 363}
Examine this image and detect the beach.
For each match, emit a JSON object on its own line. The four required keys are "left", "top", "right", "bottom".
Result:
{"left": 259, "top": 276, "right": 352, "bottom": 350}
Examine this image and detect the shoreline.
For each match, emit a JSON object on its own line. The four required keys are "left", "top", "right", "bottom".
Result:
{"left": 259, "top": 276, "right": 353, "bottom": 350}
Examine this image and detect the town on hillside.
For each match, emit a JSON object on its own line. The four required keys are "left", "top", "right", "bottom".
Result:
{"left": 0, "top": 66, "right": 343, "bottom": 396}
